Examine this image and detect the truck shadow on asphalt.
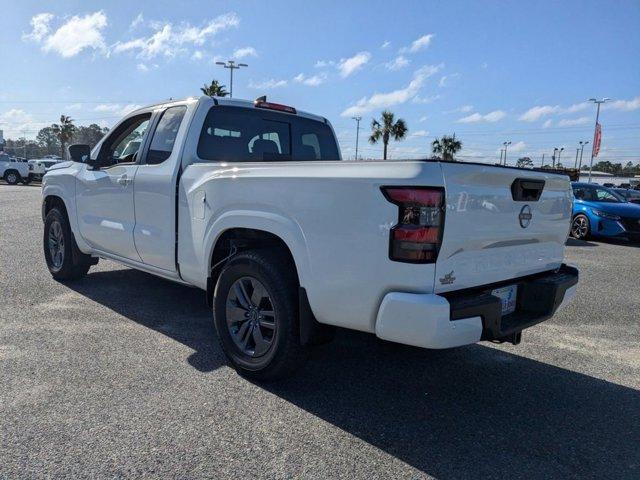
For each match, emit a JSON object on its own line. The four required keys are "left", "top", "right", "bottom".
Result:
{"left": 67, "top": 268, "right": 639, "bottom": 479}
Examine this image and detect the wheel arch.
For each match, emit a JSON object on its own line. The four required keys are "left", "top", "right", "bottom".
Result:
{"left": 206, "top": 227, "right": 300, "bottom": 308}
{"left": 42, "top": 195, "right": 69, "bottom": 222}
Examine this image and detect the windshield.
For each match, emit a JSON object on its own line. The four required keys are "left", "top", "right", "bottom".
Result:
{"left": 573, "top": 185, "right": 625, "bottom": 203}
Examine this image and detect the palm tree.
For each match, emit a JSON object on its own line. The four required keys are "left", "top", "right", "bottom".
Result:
{"left": 431, "top": 134, "right": 462, "bottom": 161}
{"left": 51, "top": 115, "right": 76, "bottom": 160}
{"left": 369, "top": 110, "right": 408, "bottom": 160}
{"left": 201, "top": 79, "right": 228, "bottom": 97}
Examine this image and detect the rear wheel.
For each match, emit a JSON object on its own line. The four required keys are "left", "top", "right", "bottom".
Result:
{"left": 43, "top": 207, "right": 93, "bottom": 280}
{"left": 4, "top": 170, "right": 20, "bottom": 185}
{"left": 571, "top": 214, "right": 590, "bottom": 240}
{"left": 213, "top": 249, "right": 306, "bottom": 381}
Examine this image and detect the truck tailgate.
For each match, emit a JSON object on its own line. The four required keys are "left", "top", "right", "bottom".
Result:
{"left": 435, "top": 163, "right": 572, "bottom": 293}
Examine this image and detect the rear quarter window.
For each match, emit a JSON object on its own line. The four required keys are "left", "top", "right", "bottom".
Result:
{"left": 197, "top": 106, "right": 339, "bottom": 162}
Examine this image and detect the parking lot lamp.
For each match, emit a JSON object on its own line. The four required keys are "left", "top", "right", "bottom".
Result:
{"left": 215, "top": 60, "right": 248, "bottom": 98}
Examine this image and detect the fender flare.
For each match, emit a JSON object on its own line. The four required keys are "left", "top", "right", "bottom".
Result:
{"left": 42, "top": 184, "right": 91, "bottom": 253}
{"left": 202, "top": 209, "right": 311, "bottom": 289}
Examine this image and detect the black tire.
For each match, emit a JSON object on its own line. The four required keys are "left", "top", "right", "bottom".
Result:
{"left": 4, "top": 170, "right": 20, "bottom": 185}
{"left": 571, "top": 214, "right": 591, "bottom": 240}
{"left": 43, "top": 207, "right": 93, "bottom": 281}
{"left": 22, "top": 175, "right": 32, "bottom": 185}
{"left": 213, "top": 249, "right": 306, "bottom": 381}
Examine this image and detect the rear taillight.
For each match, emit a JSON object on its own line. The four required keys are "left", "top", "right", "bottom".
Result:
{"left": 382, "top": 186, "right": 445, "bottom": 263}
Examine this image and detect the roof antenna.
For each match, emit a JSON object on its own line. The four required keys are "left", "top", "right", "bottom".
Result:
{"left": 255, "top": 95, "right": 267, "bottom": 103}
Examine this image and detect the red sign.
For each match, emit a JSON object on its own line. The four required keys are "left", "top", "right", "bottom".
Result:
{"left": 592, "top": 122, "right": 602, "bottom": 157}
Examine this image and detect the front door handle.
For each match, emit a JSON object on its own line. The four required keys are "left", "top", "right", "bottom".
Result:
{"left": 117, "top": 175, "right": 131, "bottom": 186}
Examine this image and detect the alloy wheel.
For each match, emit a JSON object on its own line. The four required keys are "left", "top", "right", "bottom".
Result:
{"left": 226, "top": 276, "right": 276, "bottom": 357}
{"left": 572, "top": 216, "right": 588, "bottom": 239}
{"left": 48, "top": 220, "right": 65, "bottom": 269}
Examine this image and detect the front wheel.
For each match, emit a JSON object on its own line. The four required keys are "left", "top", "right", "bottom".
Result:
{"left": 4, "top": 171, "right": 20, "bottom": 185}
{"left": 571, "top": 214, "right": 591, "bottom": 240}
{"left": 43, "top": 207, "right": 93, "bottom": 280}
{"left": 213, "top": 249, "right": 306, "bottom": 381}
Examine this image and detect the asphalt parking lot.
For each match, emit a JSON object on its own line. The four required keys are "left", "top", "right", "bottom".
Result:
{"left": 1, "top": 184, "right": 639, "bottom": 479}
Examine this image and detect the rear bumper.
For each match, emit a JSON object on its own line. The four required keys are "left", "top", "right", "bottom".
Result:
{"left": 375, "top": 264, "right": 578, "bottom": 349}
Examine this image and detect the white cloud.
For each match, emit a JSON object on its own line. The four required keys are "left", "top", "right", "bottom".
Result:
{"left": 401, "top": 34, "right": 435, "bottom": 53}
{"left": 385, "top": 55, "right": 410, "bottom": 71}
{"left": 191, "top": 50, "right": 204, "bottom": 61}
{"left": 114, "top": 13, "right": 239, "bottom": 59}
{"left": 510, "top": 141, "right": 526, "bottom": 153}
{"left": 337, "top": 51, "right": 371, "bottom": 77}
{"left": 438, "top": 73, "right": 460, "bottom": 87}
{"left": 136, "top": 63, "right": 149, "bottom": 72}
{"left": 419, "top": 115, "right": 428, "bottom": 122}
{"left": 341, "top": 64, "right": 443, "bottom": 117}
{"left": 22, "top": 13, "right": 54, "bottom": 42}
{"left": 94, "top": 103, "right": 143, "bottom": 116}
{"left": 314, "top": 60, "right": 334, "bottom": 68}
{"left": 24, "top": 11, "right": 108, "bottom": 58}
{"left": 65, "top": 103, "right": 83, "bottom": 110}
{"left": 0, "top": 109, "right": 36, "bottom": 138}
{"left": 457, "top": 110, "right": 506, "bottom": 123}
{"left": 444, "top": 105, "right": 474, "bottom": 114}
{"left": 565, "top": 102, "right": 589, "bottom": 113}
{"left": 249, "top": 78, "right": 288, "bottom": 89}
{"left": 233, "top": 46, "right": 257, "bottom": 59}
{"left": 557, "top": 116, "right": 590, "bottom": 127}
{"left": 608, "top": 96, "right": 640, "bottom": 111}
{"left": 130, "top": 13, "right": 144, "bottom": 30}
{"left": 293, "top": 73, "right": 326, "bottom": 87}
{"left": 381, "top": 40, "right": 391, "bottom": 49}
{"left": 412, "top": 94, "right": 440, "bottom": 104}
{"left": 411, "top": 130, "right": 430, "bottom": 137}
{"left": 518, "top": 105, "right": 560, "bottom": 122}
{"left": 542, "top": 119, "right": 553, "bottom": 128}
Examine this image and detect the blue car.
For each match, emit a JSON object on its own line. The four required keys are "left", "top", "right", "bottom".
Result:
{"left": 571, "top": 182, "right": 640, "bottom": 241}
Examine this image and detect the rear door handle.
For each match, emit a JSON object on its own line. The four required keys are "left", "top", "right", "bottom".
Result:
{"left": 117, "top": 175, "right": 131, "bottom": 186}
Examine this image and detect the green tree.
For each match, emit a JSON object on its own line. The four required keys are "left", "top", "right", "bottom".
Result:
{"left": 200, "top": 79, "right": 228, "bottom": 97}
{"left": 51, "top": 115, "right": 76, "bottom": 159}
{"left": 431, "top": 134, "right": 462, "bottom": 161}
{"left": 73, "top": 124, "right": 109, "bottom": 148}
{"left": 368, "top": 110, "right": 408, "bottom": 160}
{"left": 36, "top": 126, "right": 61, "bottom": 155}
{"left": 516, "top": 157, "right": 534, "bottom": 168}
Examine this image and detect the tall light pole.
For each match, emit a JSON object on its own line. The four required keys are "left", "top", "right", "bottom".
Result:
{"left": 587, "top": 97, "right": 610, "bottom": 183}
{"left": 578, "top": 140, "right": 589, "bottom": 173}
{"left": 541, "top": 153, "right": 545, "bottom": 167}
{"left": 215, "top": 60, "right": 248, "bottom": 98}
{"left": 574, "top": 148, "right": 580, "bottom": 169}
{"left": 499, "top": 148, "right": 504, "bottom": 165}
{"left": 502, "top": 141, "right": 511, "bottom": 165}
{"left": 352, "top": 116, "right": 362, "bottom": 160}
{"left": 552, "top": 148, "right": 558, "bottom": 167}
{"left": 556, "top": 147, "right": 564, "bottom": 167}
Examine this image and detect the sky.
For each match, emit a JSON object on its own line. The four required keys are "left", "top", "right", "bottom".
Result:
{"left": 1, "top": 0, "right": 639, "bottom": 165}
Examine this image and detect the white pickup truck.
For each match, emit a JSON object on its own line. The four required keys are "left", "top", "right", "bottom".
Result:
{"left": 42, "top": 96, "right": 578, "bottom": 380}
{"left": 1, "top": 153, "right": 32, "bottom": 184}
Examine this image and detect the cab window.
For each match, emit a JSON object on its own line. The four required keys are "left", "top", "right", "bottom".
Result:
{"left": 98, "top": 113, "right": 151, "bottom": 167}
{"left": 197, "top": 106, "right": 339, "bottom": 162}
{"left": 146, "top": 106, "right": 187, "bottom": 165}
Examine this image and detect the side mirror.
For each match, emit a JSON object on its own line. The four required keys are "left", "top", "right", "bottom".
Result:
{"left": 68, "top": 144, "right": 91, "bottom": 163}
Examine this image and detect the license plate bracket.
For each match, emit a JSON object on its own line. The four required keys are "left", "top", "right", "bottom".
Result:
{"left": 491, "top": 284, "right": 518, "bottom": 316}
